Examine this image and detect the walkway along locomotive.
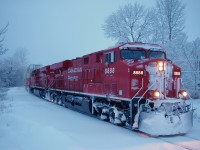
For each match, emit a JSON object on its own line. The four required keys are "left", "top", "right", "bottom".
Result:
{"left": 26, "top": 42, "right": 193, "bottom": 136}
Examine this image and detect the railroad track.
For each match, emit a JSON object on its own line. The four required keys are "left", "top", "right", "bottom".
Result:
{"left": 158, "top": 135, "right": 200, "bottom": 150}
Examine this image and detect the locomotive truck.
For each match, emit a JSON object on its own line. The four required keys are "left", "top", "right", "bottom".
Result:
{"left": 26, "top": 42, "right": 193, "bottom": 136}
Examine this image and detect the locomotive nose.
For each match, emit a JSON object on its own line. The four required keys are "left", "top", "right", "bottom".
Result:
{"left": 144, "top": 58, "right": 182, "bottom": 100}
{"left": 144, "top": 59, "right": 167, "bottom": 99}
{"left": 131, "top": 59, "right": 168, "bottom": 100}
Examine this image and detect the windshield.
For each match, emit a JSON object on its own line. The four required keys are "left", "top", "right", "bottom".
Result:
{"left": 149, "top": 51, "right": 165, "bottom": 59}
{"left": 121, "top": 50, "right": 146, "bottom": 59}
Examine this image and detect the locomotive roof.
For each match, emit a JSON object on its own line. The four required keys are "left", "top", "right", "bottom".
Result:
{"left": 105, "top": 42, "right": 163, "bottom": 51}
{"left": 50, "top": 60, "right": 70, "bottom": 70}
{"left": 40, "top": 65, "right": 50, "bottom": 72}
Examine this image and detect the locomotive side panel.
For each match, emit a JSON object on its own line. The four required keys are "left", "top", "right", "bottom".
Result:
{"left": 65, "top": 58, "right": 83, "bottom": 92}
{"left": 103, "top": 48, "right": 119, "bottom": 96}
{"left": 39, "top": 65, "right": 50, "bottom": 89}
{"left": 83, "top": 52, "right": 105, "bottom": 95}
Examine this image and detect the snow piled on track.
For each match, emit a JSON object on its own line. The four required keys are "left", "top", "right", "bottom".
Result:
{"left": 0, "top": 87, "right": 200, "bottom": 150}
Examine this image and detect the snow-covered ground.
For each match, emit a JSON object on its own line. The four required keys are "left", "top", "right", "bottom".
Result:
{"left": 0, "top": 87, "right": 200, "bottom": 150}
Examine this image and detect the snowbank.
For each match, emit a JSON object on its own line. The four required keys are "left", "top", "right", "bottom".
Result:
{"left": 0, "top": 87, "right": 200, "bottom": 150}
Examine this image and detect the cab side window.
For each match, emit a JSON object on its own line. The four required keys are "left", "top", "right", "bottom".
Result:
{"left": 105, "top": 51, "right": 117, "bottom": 64}
{"left": 84, "top": 57, "right": 89, "bottom": 64}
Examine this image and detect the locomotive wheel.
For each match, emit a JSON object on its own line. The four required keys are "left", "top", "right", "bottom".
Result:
{"left": 50, "top": 93, "right": 56, "bottom": 103}
{"left": 39, "top": 90, "right": 45, "bottom": 98}
{"left": 57, "top": 98, "right": 62, "bottom": 105}
{"left": 54, "top": 96, "right": 59, "bottom": 104}
{"left": 109, "top": 110, "right": 115, "bottom": 124}
{"left": 99, "top": 107, "right": 110, "bottom": 121}
{"left": 57, "top": 99, "right": 62, "bottom": 105}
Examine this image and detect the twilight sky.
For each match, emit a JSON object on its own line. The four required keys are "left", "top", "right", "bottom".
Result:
{"left": 0, "top": 0, "right": 199, "bottom": 66}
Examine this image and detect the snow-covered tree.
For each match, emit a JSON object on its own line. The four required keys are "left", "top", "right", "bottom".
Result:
{"left": 180, "top": 38, "right": 200, "bottom": 98}
{"left": 102, "top": 3, "right": 154, "bottom": 43}
{"left": 0, "top": 57, "right": 16, "bottom": 87}
{"left": 164, "top": 32, "right": 188, "bottom": 61}
{"left": 12, "top": 48, "right": 28, "bottom": 86}
{"left": 164, "top": 37, "right": 200, "bottom": 98}
{"left": 155, "top": 0, "right": 185, "bottom": 43}
{"left": 0, "top": 23, "right": 8, "bottom": 56}
{"left": 0, "top": 48, "right": 28, "bottom": 87}
{"left": 0, "top": 23, "right": 9, "bottom": 106}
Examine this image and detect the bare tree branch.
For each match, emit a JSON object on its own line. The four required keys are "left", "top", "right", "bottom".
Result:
{"left": 102, "top": 3, "right": 152, "bottom": 43}
{"left": 0, "top": 22, "right": 9, "bottom": 55}
{"left": 156, "top": 0, "right": 185, "bottom": 42}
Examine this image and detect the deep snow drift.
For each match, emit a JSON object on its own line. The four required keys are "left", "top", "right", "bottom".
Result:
{"left": 0, "top": 87, "right": 200, "bottom": 150}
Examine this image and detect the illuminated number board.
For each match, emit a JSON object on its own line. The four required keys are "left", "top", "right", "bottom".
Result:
{"left": 133, "top": 70, "right": 144, "bottom": 75}
{"left": 174, "top": 71, "right": 181, "bottom": 76}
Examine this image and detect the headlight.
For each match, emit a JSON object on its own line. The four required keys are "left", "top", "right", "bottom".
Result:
{"left": 154, "top": 91, "right": 160, "bottom": 97}
{"left": 158, "top": 61, "right": 165, "bottom": 72}
{"left": 179, "top": 90, "right": 188, "bottom": 100}
{"left": 182, "top": 91, "right": 188, "bottom": 97}
{"left": 149, "top": 90, "right": 160, "bottom": 100}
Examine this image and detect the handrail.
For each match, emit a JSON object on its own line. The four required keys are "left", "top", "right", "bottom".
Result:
{"left": 46, "top": 79, "right": 55, "bottom": 90}
{"left": 175, "top": 103, "right": 184, "bottom": 114}
{"left": 131, "top": 78, "right": 144, "bottom": 100}
{"left": 137, "top": 80, "right": 157, "bottom": 111}
{"left": 161, "top": 103, "right": 183, "bottom": 117}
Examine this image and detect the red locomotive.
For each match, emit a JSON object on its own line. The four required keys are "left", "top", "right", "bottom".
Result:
{"left": 26, "top": 42, "right": 193, "bottom": 135}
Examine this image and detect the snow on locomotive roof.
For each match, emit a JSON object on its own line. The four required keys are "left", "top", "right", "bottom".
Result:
{"left": 119, "top": 43, "right": 163, "bottom": 51}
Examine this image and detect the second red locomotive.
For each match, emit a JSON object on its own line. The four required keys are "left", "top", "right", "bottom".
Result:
{"left": 26, "top": 42, "right": 193, "bottom": 136}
